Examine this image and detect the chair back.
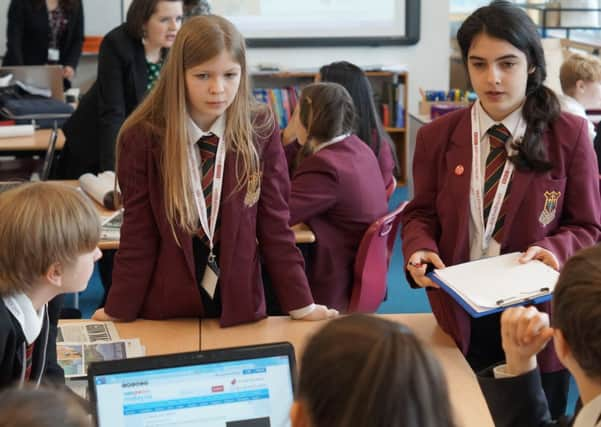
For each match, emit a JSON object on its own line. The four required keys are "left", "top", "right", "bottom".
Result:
{"left": 348, "top": 201, "right": 408, "bottom": 313}
{"left": 39, "top": 124, "right": 58, "bottom": 180}
{"left": 385, "top": 175, "right": 397, "bottom": 200}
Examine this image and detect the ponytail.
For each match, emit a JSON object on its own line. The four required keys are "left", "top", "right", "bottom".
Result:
{"left": 510, "top": 85, "right": 559, "bottom": 172}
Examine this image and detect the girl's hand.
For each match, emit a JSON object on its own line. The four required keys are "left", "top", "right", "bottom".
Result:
{"left": 92, "top": 308, "right": 122, "bottom": 322}
{"left": 406, "top": 250, "right": 445, "bottom": 288}
{"left": 281, "top": 106, "right": 301, "bottom": 145}
{"left": 296, "top": 304, "right": 338, "bottom": 321}
{"left": 501, "top": 306, "right": 554, "bottom": 376}
{"left": 519, "top": 246, "right": 560, "bottom": 271}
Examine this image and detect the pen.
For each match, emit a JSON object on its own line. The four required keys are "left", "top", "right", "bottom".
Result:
{"left": 496, "top": 287, "right": 550, "bottom": 307}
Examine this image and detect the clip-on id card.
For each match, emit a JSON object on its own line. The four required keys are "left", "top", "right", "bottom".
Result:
{"left": 201, "top": 255, "right": 220, "bottom": 299}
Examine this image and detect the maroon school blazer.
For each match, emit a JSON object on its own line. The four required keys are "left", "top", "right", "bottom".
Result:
{"left": 286, "top": 135, "right": 388, "bottom": 311}
{"left": 104, "top": 119, "right": 313, "bottom": 326}
{"left": 401, "top": 107, "right": 601, "bottom": 372}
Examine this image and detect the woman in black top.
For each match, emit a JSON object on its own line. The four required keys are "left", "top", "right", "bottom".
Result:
{"left": 3, "top": 0, "right": 84, "bottom": 88}
{"left": 57, "top": 0, "right": 183, "bottom": 179}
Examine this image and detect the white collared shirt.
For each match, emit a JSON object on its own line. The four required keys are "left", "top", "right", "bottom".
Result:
{"left": 186, "top": 114, "right": 226, "bottom": 146}
{"left": 2, "top": 293, "right": 45, "bottom": 344}
{"left": 574, "top": 393, "right": 601, "bottom": 427}
{"left": 469, "top": 102, "right": 526, "bottom": 261}
{"left": 559, "top": 94, "right": 596, "bottom": 143}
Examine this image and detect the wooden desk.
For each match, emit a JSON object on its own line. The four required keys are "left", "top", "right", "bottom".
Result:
{"left": 200, "top": 314, "right": 494, "bottom": 427}
{"left": 60, "top": 319, "right": 201, "bottom": 356}
{"left": 115, "top": 319, "right": 200, "bottom": 355}
{"left": 0, "top": 128, "right": 65, "bottom": 153}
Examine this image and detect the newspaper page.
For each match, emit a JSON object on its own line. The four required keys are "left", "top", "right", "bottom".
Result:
{"left": 100, "top": 209, "right": 122, "bottom": 241}
{"left": 57, "top": 321, "right": 120, "bottom": 343}
{"left": 58, "top": 339, "right": 145, "bottom": 378}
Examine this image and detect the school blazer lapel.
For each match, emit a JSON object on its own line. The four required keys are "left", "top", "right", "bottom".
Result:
{"left": 151, "top": 144, "right": 196, "bottom": 278}
{"left": 500, "top": 141, "right": 536, "bottom": 248}
{"left": 217, "top": 152, "right": 244, "bottom": 279}
{"left": 445, "top": 111, "right": 472, "bottom": 258}
{"left": 132, "top": 41, "right": 148, "bottom": 103}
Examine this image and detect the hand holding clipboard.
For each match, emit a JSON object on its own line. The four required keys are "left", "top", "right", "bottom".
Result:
{"left": 427, "top": 252, "right": 559, "bottom": 317}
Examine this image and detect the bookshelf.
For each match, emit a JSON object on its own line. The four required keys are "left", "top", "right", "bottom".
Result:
{"left": 251, "top": 70, "right": 408, "bottom": 185}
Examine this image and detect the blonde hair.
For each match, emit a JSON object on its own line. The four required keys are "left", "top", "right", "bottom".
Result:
{"left": 0, "top": 182, "right": 100, "bottom": 296}
{"left": 560, "top": 53, "right": 601, "bottom": 95}
{"left": 0, "top": 384, "right": 91, "bottom": 427}
{"left": 117, "top": 15, "right": 269, "bottom": 236}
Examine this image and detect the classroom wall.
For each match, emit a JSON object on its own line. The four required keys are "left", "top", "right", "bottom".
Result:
{"left": 245, "top": 0, "right": 450, "bottom": 113}
{"left": 1, "top": 0, "right": 450, "bottom": 114}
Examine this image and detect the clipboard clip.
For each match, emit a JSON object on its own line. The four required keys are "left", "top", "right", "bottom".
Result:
{"left": 495, "top": 287, "right": 550, "bottom": 308}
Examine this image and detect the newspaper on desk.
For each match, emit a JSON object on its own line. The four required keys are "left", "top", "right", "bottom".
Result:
{"left": 100, "top": 209, "right": 122, "bottom": 241}
{"left": 57, "top": 321, "right": 145, "bottom": 378}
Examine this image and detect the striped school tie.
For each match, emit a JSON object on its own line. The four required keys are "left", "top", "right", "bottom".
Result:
{"left": 196, "top": 133, "right": 220, "bottom": 244}
{"left": 24, "top": 342, "right": 35, "bottom": 380}
{"left": 483, "top": 124, "right": 512, "bottom": 243}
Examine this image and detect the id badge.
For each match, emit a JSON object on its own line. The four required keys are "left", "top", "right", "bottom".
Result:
{"left": 48, "top": 48, "right": 59, "bottom": 62}
{"left": 201, "top": 254, "right": 220, "bottom": 299}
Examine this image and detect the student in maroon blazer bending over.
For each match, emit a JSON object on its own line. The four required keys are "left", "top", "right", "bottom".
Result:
{"left": 401, "top": 1, "right": 601, "bottom": 418}
{"left": 92, "top": 16, "right": 338, "bottom": 325}
{"left": 284, "top": 83, "right": 388, "bottom": 311}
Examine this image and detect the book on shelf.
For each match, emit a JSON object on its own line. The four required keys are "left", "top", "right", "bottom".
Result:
{"left": 378, "top": 81, "right": 405, "bottom": 128}
{"left": 252, "top": 86, "right": 300, "bottom": 129}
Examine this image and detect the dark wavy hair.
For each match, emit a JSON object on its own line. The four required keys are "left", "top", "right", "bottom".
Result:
{"left": 297, "top": 314, "right": 456, "bottom": 427}
{"left": 457, "top": 0, "right": 558, "bottom": 172}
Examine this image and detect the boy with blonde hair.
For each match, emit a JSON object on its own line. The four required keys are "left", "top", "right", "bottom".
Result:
{"left": 559, "top": 53, "right": 601, "bottom": 143}
{"left": 0, "top": 182, "right": 101, "bottom": 388}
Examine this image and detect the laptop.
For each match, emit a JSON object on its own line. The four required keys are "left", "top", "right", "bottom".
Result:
{"left": 88, "top": 342, "right": 297, "bottom": 427}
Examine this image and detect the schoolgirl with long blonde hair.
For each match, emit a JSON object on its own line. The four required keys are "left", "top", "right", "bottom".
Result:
{"left": 94, "top": 15, "right": 337, "bottom": 324}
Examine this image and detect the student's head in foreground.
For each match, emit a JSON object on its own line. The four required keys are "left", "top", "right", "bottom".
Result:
{"left": 560, "top": 53, "right": 601, "bottom": 110}
{"left": 291, "top": 314, "right": 456, "bottom": 427}
{"left": 0, "top": 182, "right": 101, "bottom": 302}
{"left": 552, "top": 244, "right": 601, "bottom": 382}
{"left": 0, "top": 385, "right": 91, "bottom": 427}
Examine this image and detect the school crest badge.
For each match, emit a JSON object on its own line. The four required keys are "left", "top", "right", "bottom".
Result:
{"left": 538, "top": 191, "right": 561, "bottom": 226}
{"left": 244, "top": 171, "right": 262, "bottom": 207}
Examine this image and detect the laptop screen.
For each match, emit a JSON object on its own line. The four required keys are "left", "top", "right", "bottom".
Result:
{"left": 89, "top": 344, "right": 295, "bottom": 427}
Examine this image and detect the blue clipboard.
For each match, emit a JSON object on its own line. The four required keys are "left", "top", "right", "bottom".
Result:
{"left": 427, "top": 272, "right": 553, "bottom": 318}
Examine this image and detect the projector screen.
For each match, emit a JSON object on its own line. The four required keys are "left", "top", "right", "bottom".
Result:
{"left": 210, "top": 0, "right": 420, "bottom": 47}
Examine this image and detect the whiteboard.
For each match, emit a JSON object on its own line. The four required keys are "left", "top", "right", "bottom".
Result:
{"left": 212, "top": 0, "right": 420, "bottom": 46}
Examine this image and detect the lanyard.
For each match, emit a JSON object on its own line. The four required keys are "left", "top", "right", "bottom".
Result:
{"left": 187, "top": 135, "right": 226, "bottom": 256}
{"left": 313, "top": 133, "right": 350, "bottom": 153}
{"left": 470, "top": 101, "right": 516, "bottom": 252}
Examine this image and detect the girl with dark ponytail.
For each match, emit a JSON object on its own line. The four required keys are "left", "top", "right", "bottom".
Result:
{"left": 401, "top": 0, "right": 601, "bottom": 419}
